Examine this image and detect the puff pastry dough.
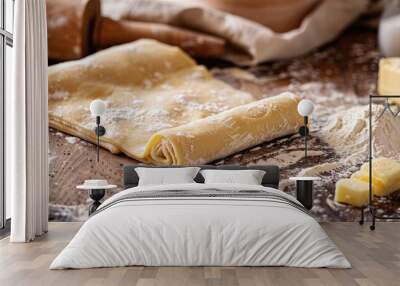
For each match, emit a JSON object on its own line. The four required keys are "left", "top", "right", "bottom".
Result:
{"left": 49, "top": 39, "right": 302, "bottom": 165}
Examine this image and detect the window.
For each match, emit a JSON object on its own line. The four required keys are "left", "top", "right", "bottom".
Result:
{"left": 0, "top": 0, "right": 14, "bottom": 232}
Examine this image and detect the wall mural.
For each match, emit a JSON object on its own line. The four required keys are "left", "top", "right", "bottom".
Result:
{"left": 47, "top": 0, "right": 400, "bottom": 222}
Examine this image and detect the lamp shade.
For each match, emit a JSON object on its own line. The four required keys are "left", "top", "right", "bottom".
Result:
{"left": 90, "top": 99, "right": 106, "bottom": 116}
{"left": 297, "top": 99, "right": 314, "bottom": 116}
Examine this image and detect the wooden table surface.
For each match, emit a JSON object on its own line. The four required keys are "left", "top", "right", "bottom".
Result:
{"left": 49, "top": 26, "right": 397, "bottom": 222}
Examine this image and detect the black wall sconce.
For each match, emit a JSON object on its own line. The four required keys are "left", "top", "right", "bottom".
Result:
{"left": 90, "top": 100, "right": 107, "bottom": 162}
{"left": 297, "top": 99, "right": 315, "bottom": 162}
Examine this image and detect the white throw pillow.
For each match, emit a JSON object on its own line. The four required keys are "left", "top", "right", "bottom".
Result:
{"left": 200, "top": 169, "right": 266, "bottom": 185}
{"left": 136, "top": 167, "right": 200, "bottom": 186}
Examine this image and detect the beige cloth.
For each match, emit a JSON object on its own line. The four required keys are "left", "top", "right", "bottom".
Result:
{"left": 201, "top": 0, "right": 321, "bottom": 33}
{"left": 102, "top": 0, "right": 368, "bottom": 65}
{"left": 48, "top": 39, "right": 302, "bottom": 165}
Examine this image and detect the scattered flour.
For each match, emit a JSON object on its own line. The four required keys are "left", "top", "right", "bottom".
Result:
{"left": 250, "top": 146, "right": 262, "bottom": 152}
{"left": 50, "top": 91, "right": 70, "bottom": 100}
{"left": 249, "top": 150, "right": 324, "bottom": 168}
{"left": 65, "top": 136, "right": 79, "bottom": 144}
{"left": 297, "top": 162, "right": 341, "bottom": 177}
{"left": 318, "top": 104, "right": 400, "bottom": 164}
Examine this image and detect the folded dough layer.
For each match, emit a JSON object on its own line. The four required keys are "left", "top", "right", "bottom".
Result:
{"left": 143, "top": 93, "right": 302, "bottom": 165}
{"left": 48, "top": 39, "right": 302, "bottom": 165}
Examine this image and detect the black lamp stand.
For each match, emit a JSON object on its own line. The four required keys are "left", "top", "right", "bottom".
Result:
{"left": 94, "top": 115, "right": 106, "bottom": 162}
{"left": 296, "top": 180, "right": 313, "bottom": 210}
{"left": 298, "top": 116, "right": 309, "bottom": 162}
{"left": 88, "top": 189, "right": 106, "bottom": 215}
{"left": 358, "top": 95, "right": 400, "bottom": 231}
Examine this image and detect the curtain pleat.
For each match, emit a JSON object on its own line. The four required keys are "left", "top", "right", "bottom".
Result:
{"left": 9, "top": 0, "right": 27, "bottom": 242}
{"left": 9, "top": 0, "right": 49, "bottom": 242}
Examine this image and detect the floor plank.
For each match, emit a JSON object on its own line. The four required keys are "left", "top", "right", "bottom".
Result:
{"left": 1, "top": 222, "right": 399, "bottom": 286}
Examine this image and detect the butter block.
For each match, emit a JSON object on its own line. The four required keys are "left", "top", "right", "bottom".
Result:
{"left": 335, "top": 157, "right": 400, "bottom": 207}
{"left": 335, "top": 179, "right": 369, "bottom": 207}
{"left": 378, "top": 58, "right": 400, "bottom": 102}
{"left": 350, "top": 171, "right": 383, "bottom": 195}
{"left": 353, "top": 157, "right": 400, "bottom": 196}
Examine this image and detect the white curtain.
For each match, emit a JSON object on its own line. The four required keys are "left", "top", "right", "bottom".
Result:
{"left": 7, "top": 0, "right": 49, "bottom": 242}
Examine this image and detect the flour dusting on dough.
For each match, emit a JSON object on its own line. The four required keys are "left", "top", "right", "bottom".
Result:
{"left": 173, "top": 92, "right": 235, "bottom": 113}
{"left": 83, "top": 106, "right": 174, "bottom": 135}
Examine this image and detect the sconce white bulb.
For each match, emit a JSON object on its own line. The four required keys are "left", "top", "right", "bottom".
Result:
{"left": 297, "top": 99, "right": 314, "bottom": 117}
{"left": 90, "top": 99, "right": 106, "bottom": 116}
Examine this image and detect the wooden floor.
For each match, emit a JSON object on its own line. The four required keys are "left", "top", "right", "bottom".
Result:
{"left": 0, "top": 223, "right": 399, "bottom": 286}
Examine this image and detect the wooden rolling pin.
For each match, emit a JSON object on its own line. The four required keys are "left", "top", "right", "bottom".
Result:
{"left": 46, "top": 0, "right": 225, "bottom": 61}
{"left": 46, "top": 0, "right": 100, "bottom": 61}
{"left": 93, "top": 17, "right": 225, "bottom": 58}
